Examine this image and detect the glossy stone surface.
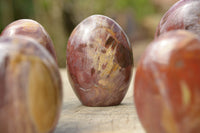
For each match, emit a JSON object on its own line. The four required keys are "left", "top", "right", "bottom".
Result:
{"left": 66, "top": 15, "right": 133, "bottom": 107}
{"left": 0, "top": 36, "right": 62, "bottom": 133}
{"left": 134, "top": 30, "right": 200, "bottom": 133}
{"left": 155, "top": 0, "right": 200, "bottom": 38}
{"left": 1, "top": 19, "right": 57, "bottom": 62}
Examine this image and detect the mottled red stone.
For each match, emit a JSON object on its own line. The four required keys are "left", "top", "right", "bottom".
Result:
{"left": 155, "top": 0, "right": 200, "bottom": 38}
{"left": 1, "top": 19, "right": 57, "bottom": 63}
{"left": 135, "top": 30, "right": 200, "bottom": 133}
{"left": 0, "top": 36, "right": 62, "bottom": 133}
{"left": 66, "top": 15, "right": 133, "bottom": 106}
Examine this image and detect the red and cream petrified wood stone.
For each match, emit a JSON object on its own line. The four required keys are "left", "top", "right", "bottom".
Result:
{"left": 1, "top": 19, "right": 57, "bottom": 62}
{"left": 0, "top": 36, "right": 62, "bottom": 133}
{"left": 67, "top": 15, "right": 133, "bottom": 106}
{"left": 135, "top": 30, "right": 200, "bottom": 133}
{"left": 155, "top": 0, "right": 200, "bottom": 38}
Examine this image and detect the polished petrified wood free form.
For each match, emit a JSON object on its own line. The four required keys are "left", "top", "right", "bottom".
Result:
{"left": 1, "top": 19, "right": 57, "bottom": 62}
{"left": 0, "top": 36, "right": 62, "bottom": 133}
{"left": 66, "top": 15, "right": 133, "bottom": 106}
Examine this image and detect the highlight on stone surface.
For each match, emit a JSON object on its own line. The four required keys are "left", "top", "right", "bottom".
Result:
{"left": 66, "top": 15, "right": 133, "bottom": 107}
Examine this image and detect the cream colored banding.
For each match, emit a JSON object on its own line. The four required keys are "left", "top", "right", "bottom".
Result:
{"left": 8, "top": 54, "right": 60, "bottom": 133}
{"left": 180, "top": 81, "right": 191, "bottom": 107}
{"left": 28, "top": 56, "right": 59, "bottom": 133}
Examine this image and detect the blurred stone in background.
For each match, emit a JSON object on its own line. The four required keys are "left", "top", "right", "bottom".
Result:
{"left": 151, "top": 0, "right": 179, "bottom": 10}
{"left": 0, "top": 0, "right": 178, "bottom": 67}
